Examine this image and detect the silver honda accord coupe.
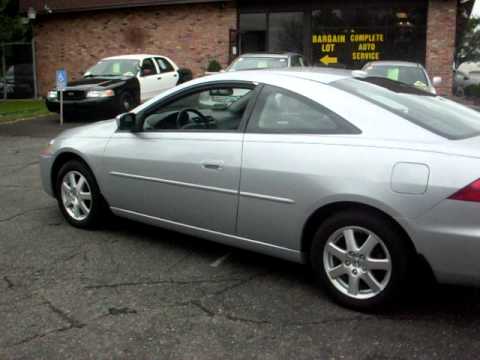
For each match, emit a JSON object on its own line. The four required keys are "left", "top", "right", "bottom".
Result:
{"left": 40, "top": 68, "right": 480, "bottom": 310}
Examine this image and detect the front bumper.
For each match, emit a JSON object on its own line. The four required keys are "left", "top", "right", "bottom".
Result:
{"left": 45, "top": 97, "right": 117, "bottom": 114}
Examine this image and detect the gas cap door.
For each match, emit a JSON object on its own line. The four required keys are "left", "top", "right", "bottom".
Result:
{"left": 391, "top": 162, "right": 430, "bottom": 195}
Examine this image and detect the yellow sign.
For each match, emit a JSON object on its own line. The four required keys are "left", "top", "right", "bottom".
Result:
{"left": 312, "top": 34, "right": 346, "bottom": 44}
{"left": 351, "top": 33, "right": 383, "bottom": 61}
{"left": 350, "top": 33, "right": 384, "bottom": 43}
{"left": 313, "top": 32, "right": 385, "bottom": 65}
{"left": 320, "top": 55, "right": 338, "bottom": 66}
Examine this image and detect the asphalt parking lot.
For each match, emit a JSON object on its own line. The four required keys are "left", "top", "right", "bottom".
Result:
{"left": 2, "top": 117, "right": 480, "bottom": 360}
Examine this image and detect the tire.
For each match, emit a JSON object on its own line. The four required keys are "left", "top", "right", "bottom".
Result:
{"left": 55, "top": 159, "right": 105, "bottom": 229}
{"left": 117, "top": 91, "right": 134, "bottom": 114}
{"left": 310, "top": 210, "right": 411, "bottom": 312}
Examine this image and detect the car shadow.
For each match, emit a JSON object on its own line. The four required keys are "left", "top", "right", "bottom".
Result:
{"left": 102, "top": 215, "right": 480, "bottom": 318}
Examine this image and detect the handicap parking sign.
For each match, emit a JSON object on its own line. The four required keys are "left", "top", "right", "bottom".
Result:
{"left": 56, "top": 69, "right": 67, "bottom": 90}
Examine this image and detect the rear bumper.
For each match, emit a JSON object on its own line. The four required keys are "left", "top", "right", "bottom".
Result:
{"left": 409, "top": 200, "right": 480, "bottom": 286}
{"left": 45, "top": 97, "right": 117, "bottom": 113}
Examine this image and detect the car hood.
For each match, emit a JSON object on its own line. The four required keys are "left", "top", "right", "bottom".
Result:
{"left": 56, "top": 119, "right": 118, "bottom": 139}
{"left": 64, "top": 76, "right": 130, "bottom": 91}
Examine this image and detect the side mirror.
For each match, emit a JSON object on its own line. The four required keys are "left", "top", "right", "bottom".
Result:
{"left": 116, "top": 112, "right": 138, "bottom": 132}
{"left": 433, "top": 76, "right": 442, "bottom": 86}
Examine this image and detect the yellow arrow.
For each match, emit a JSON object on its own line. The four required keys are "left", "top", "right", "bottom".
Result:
{"left": 320, "top": 54, "right": 338, "bottom": 66}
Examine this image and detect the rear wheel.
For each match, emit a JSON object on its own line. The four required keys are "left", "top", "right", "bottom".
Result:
{"left": 56, "top": 160, "right": 105, "bottom": 229}
{"left": 310, "top": 210, "right": 411, "bottom": 311}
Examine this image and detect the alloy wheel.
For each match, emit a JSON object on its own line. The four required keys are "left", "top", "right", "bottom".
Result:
{"left": 323, "top": 226, "right": 392, "bottom": 300}
{"left": 60, "top": 170, "right": 92, "bottom": 221}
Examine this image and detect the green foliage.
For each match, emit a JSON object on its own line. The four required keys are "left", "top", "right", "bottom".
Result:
{"left": 207, "top": 59, "right": 222, "bottom": 72}
{"left": 465, "top": 84, "right": 480, "bottom": 98}
{"left": 457, "top": 17, "right": 480, "bottom": 64}
{"left": 0, "top": 0, "right": 30, "bottom": 43}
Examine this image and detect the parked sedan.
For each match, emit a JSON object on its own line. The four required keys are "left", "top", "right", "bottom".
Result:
{"left": 453, "top": 69, "right": 480, "bottom": 97}
{"left": 226, "top": 53, "right": 307, "bottom": 71}
{"left": 40, "top": 68, "right": 480, "bottom": 311}
{"left": 362, "top": 61, "right": 441, "bottom": 94}
{"left": 45, "top": 54, "right": 192, "bottom": 117}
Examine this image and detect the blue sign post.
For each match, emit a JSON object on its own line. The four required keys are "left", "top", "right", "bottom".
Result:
{"left": 56, "top": 69, "right": 67, "bottom": 125}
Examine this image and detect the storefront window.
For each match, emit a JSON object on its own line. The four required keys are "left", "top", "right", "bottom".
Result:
{"left": 239, "top": 13, "right": 267, "bottom": 53}
{"left": 268, "top": 12, "right": 304, "bottom": 54}
{"left": 311, "top": 5, "right": 427, "bottom": 69}
{"left": 238, "top": 2, "right": 427, "bottom": 69}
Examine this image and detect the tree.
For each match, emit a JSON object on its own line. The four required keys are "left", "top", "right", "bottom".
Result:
{"left": 457, "top": 17, "right": 480, "bottom": 64}
{"left": 0, "top": 0, "right": 30, "bottom": 43}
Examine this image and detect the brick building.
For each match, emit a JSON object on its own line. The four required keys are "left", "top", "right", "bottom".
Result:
{"left": 19, "top": 0, "right": 473, "bottom": 96}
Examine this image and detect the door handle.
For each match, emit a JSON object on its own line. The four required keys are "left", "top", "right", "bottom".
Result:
{"left": 157, "top": 76, "right": 162, "bottom": 80}
{"left": 201, "top": 160, "right": 224, "bottom": 170}
{"left": 173, "top": 74, "right": 178, "bottom": 77}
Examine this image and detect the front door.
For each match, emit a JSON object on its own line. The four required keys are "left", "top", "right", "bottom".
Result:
{"left": 102, "top": 82, "right": 257, "bottom": 234}
{"left": 138, "top": 58, "right": 161, "bottom": 102}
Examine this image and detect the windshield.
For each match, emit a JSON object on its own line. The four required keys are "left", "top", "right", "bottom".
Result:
{"left": 84, "top": 59, "right": 140, "bottom": 77}
{"left": 229, "top": 57, "right": 288, "bottom": 71}
{"left": 363, "top": 65, "right": 429, "bottom": 91}
{"left": 332, "top": 77, "right": 480, "bottom": 140}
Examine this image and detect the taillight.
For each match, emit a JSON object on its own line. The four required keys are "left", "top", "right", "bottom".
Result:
{"left": 449, "top": 179, "right": 480, "bottom": 202}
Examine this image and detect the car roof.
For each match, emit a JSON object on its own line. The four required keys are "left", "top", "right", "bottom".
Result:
{"left": 364, "top": 61, "right": 424, "bottom": 68}
{"left": 237, "top": 53, "right": 301, "bottom": 59}
{"left": 205, "top": 67, "right": 354, "bottom": 85}
{"left": 102, "top": 54, "right": 163, "bottom": 60}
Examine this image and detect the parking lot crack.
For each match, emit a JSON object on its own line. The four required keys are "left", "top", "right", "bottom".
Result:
{"left": 190, "top": 300, "right": 215, "bottom": 317}
{"left": 224, "top": 314, "right": 272, "bottom": 325}
{"left": 44, "top": 299, "right": 85, "bottom": 329}
{"left": 108, "top": 307, "right": 137, "bottom": 316}
{"left": 0, "top": 206, "right": 56, "bottom": 223}
{"left": 284, "top": 315, "right": 372, "bottom": 327}
{"left": 84, "top": 278, "right": 239, "bottom": 290}
{"left": 11, "top": 325, "right": 74, "bottom": 347}
{"left": 3, "top": 276, "right": 14, "bottom": 289}
{"left": 4, "top": 160, "right": 39, "bottom": 176}
{"left": 212, "top": 271, "right": 271, "bottom": 297}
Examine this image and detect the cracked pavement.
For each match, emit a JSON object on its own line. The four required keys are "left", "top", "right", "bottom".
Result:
{"left": 2, "top": 118, "right": 480, "bottom": 359}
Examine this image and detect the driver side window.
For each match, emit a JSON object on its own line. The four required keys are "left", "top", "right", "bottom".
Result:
{"left": 143, "top": 86, "right": 254, "bottom": 132}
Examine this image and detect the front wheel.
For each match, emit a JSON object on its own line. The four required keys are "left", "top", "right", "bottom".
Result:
{"left": 56, "top": 160, "right": 105, "bottom": 229}
{"left": 117, "top": 92, "right": 135, "bottom": 114}
{"left": 310, "top": 210, "right": 411, "bottom": 311}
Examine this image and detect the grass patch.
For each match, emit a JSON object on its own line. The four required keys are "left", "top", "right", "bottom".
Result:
{"left": 0, "top": 100, "right": 53, "bottom": 123}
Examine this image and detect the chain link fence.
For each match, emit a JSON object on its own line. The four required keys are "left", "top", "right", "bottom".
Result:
{"left": 0, "top": 41, "right": 37, "bottom": 100}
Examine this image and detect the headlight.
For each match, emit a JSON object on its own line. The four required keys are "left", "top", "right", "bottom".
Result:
{"left": 47, "top": 90, "right": 58, "bottom": 99}
{"left": 86, "top": 89, "right": 115, "bottom": 98}
{"left": 41, "top": 139, "right": 55, "bottom": 156}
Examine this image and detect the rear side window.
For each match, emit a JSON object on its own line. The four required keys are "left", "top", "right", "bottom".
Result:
{"left": 332, "top": 78, "right": 480, "bottom": 140}
{"left": 248, "top": 85, "right": 360, "bottom": 134}
{"left": 155, "top": 57, "right": 175, "bottom": 73}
